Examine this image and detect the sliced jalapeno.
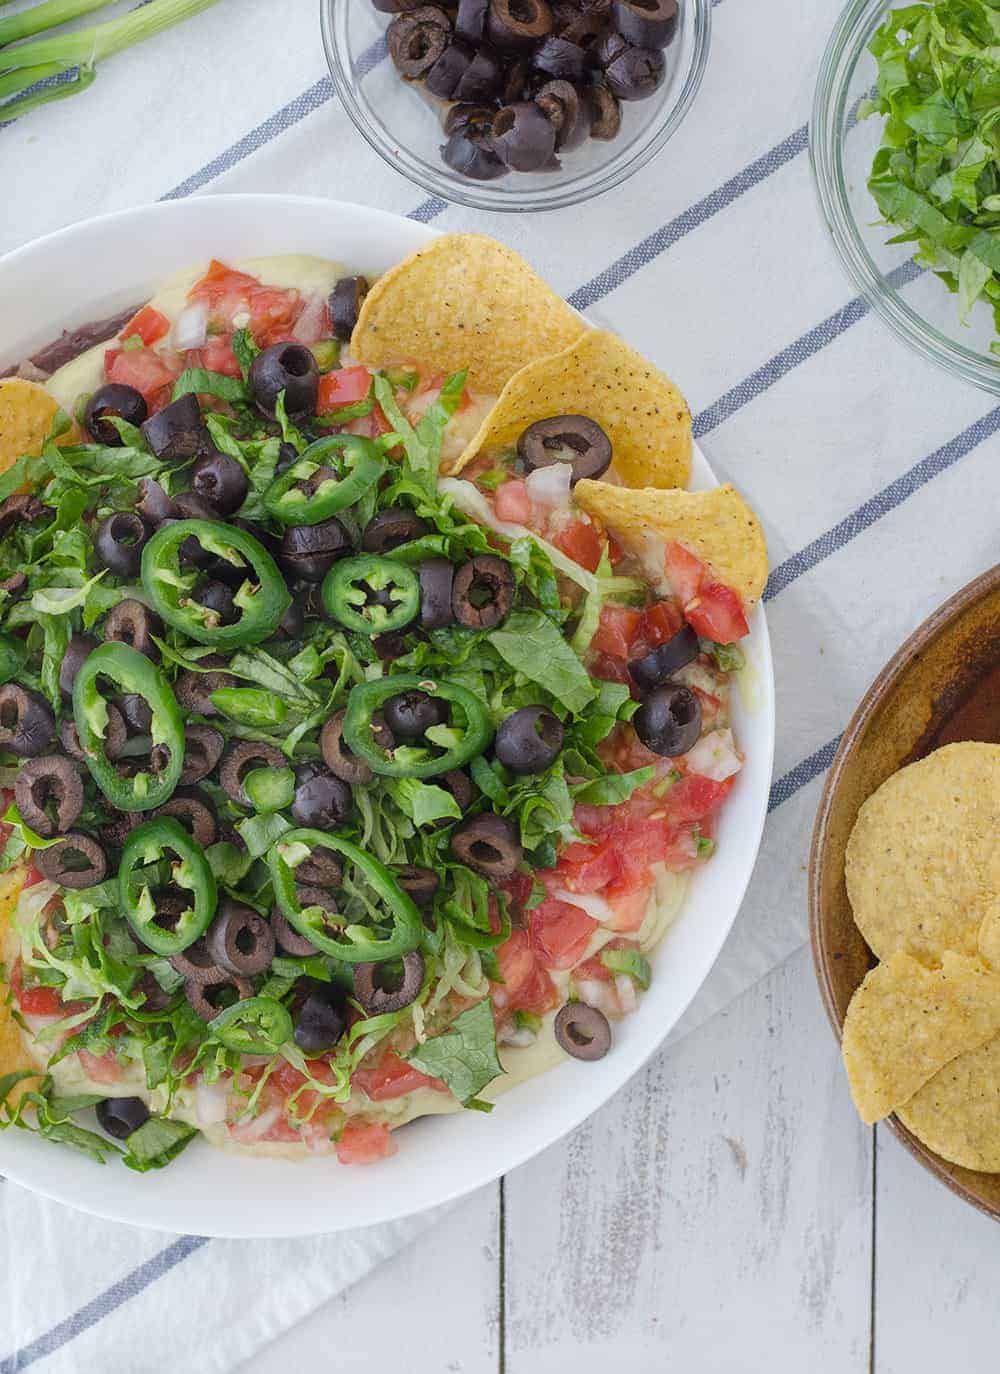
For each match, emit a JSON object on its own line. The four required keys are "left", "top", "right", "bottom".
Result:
{"left": 73, "top": 642, "right": 184, "bottom": 812}
{"left": 266, "top": 828, "right": 422, "bottom": 964}
{"left": 141, "top": 519, "right": 291, "bottom": 648}
{"left": 321, "top": 555, "right": 420, "bottom": 635}
{"left": 119, "top": 816, "right": 217, "bottom": 955}
{"left": 262, "top": 435, "right": 385, "bottom": 525}
{"left": 342, "top": 673, "right": 493, "bottom": 779}
{"left": 208, "top": 996, "right": 293, "bottom": 1054}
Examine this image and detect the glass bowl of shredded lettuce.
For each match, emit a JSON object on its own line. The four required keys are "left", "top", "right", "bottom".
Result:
{"left": 812, "top": 0, "right": 1000, "bottom": 392}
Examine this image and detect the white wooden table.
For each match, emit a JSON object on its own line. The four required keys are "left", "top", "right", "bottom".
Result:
{"left": 240, "top": 944, "right": 999, "bottom": 1372}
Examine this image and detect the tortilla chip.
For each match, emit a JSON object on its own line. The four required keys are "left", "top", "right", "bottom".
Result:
{"left": 0, "top": 377, "right": 64, "bottom": 475}
{"left": 978, "top": 896, "right": 1000, "bottom": 971}
{"left": 842, "top": 950, "right": 1000, "bottom": 1124}
{"left": 845, "top": 742, "right": 1000, "bottom": 963}
{"left": 897, "top": 1033, "right": 1000, "bottom": 1172}
{"left": 573, "top": 481, "right": 768, "bottom": 608}
{"left": 0, "top": 867, "right": 38, "bottom": 1111}
{"left": 350, "top": 234, "right": 585, "bottom": 395}
{"left": 447, "top": 329, "right": 692, "bottom": 487}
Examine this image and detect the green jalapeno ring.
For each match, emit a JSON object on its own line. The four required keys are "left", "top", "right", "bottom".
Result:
{"left": 73, "top": 642, "right": 184, "bottom": 812}
{"left": 266, "top": 828, "right": 422, "bottom": 964}
{"left": 141, "top": 520, "right": 291, "bottom": 648}
{"left": 321, "top": 555, "right": 420, "bottom": 636}
{"left": 342, "top": 674, "right": 493, "bottom": 779}
{"left": 119, "top": 816, "right": 217, "bottom": 956}
{"left": 208, "top": 996, "right": 293, "bottom": 1054}
{"left": 262, "top": 435, "right": 385, "bottom": 525}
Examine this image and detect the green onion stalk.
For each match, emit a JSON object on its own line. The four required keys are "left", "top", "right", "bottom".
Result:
{"left": 0, "top": 0, "right": 222, "bottom": 120}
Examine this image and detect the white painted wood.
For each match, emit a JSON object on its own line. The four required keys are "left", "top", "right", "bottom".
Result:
{"left": 503, "top": 946, "right": 873, "bottom": 1374}
{"left": 874, "top": 1127, "right": 1000, "bottom": 1373}
{"left": 240, "top": 1184, "right": 500, "bottom": 1374}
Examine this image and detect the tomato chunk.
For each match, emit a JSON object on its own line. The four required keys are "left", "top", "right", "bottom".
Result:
{"left": 18, "top": 984, "right": 62, "bottom": 1017}
{"left": 120, "top": 305, "right": 170, "bottom": 348}
{"left": 664, "top": 541, "right": 706, "bottom": 605}
{"left": 318, "top": 366, "right": 371, "bottom": 413}
{"left": 353, "top": 1051, "right": 448, "bottom": 1103}
{"left": 189, "top": 334, "right": 242, "bottom": 379}
{"left": 552, "top": 519, "right": 603, "bottom": 573}
{"left": 640, "top": 599, "right": 684, "bottom": 648}
{"left": 590, "top": 604, "right": 642, "bottom": 659}
{"left": 662, "top": 773, "right": 733, "bottom": 826}
{"left": 528, "top": 896, "right": 598, "bottom": 970}
{"left": 105, "top": 347, "right": 177, "bottom": 409}
{"left": 686, "top": 583, "right": 749, "bottom": 644}
{"left": 336, "top": 1119, "right": 397, "bottom": 1165}
{"left": 493, "top": 930, "right": 558, "bottom": 1017}
{"left": 494, "top": 478, "right": 533, "bottom": 525}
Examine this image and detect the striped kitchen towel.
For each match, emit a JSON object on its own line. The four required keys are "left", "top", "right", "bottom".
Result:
{"left": 2, "top": 0, "right": 998, "bottom": 1368}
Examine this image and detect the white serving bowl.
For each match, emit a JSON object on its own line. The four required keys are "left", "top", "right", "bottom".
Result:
{"left": 0, "top": 196, "right": 774, "bottom": 1237}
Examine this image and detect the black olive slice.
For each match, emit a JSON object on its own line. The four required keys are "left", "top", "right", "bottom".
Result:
{"left": 495, "top": 705, "right": 564, "bottom": 774}
{"left": 141, "top": 393, "right": 209, "bottom": 461}
{"left": 179, "top": 725, "right": 224, "bottom": 785}
{"left": 555, "top": 1002, "right": 611, "bottom": 1060}
{"left": 392, "top": 864, "right": 439, "bottom": 909}
{"left": 96, "top": 1097, "right": 150, "bottom": 1140}
{"left": 487, "top": 0, "right": 554, "bottom": 48}
{"left": 102, "top": 598, "right": 162, "bottom": 660}
{"left": 0, "top": 571, "right": 27, "bottom": 598}
{"left": 441, "top": 768, "right": 478, "bottom": 813}
{"left": 219, "top": 740, "right": 286, "bottom": 807}
{"left": 193, "top": 578, "right": 238, "bottom": 629}
{"left": 491, "top": 101, "right": 558, "bottom": 171}
{"left": 293, "top": 981, "right": 348, "bottom": 1054}
{"left": 36, "top": 833, "right": 107, "bottom": 888}
{"left": 388, "top": 5, "right": 452, "bottom": 78}
{"left": 190, "top": 450, "right": 249, "bottom": 518}
{"left": 116, "top": 693, "right": 152, "bottom": 736}
{"left": 99, "top": 806, "right": 143, "bottom": 854}
{"left": 442, "top": 126, "right": 510, "bottom": 181}
{"left": 249, "top": 343, "right": 320, "bottom": 420}
{"left": 206, "top": 899, "right": 276, "bottom": 977}
{"left": 184, "top": 974, "right": 253, "bottom": 1022}
{"left": 517, "top": 414, "right": 612, "bottom": 482}
{"left": 628, "top": 623, "right": 700, "bottom": 692}
{"left": 452, "top": 554, "right": 515, "bottom": 629}
{"left": 589, "top": 79, "right": 622, "bottom": 139}
{"left": 295, "top": 843, "right": 345, "bottom": 888}
{"left": 320, "top": 708, "right": 375, "bottom": 785}
{"left": 373, "top": 631, "right": 410, "bottom": 663}
{"left": 94, "top": 511, "right": 150, "bottom": 578}
{"left": 281, "top": 517, "right": 352, "bottom": 583}
{"left": 354, "top": 951, "right": 425, "bottom": 1016}
{"left": 362, "top": 507, "right": 430, "bottom": 555}
{"left": 426, "top": 37, "right": 477, "bottom": 98}
{"left": 169, "top": 938, "right": 222, "bottom": 984}
{"left": 603, "top": 39, "right": 665, "bottom": 99}
{"left": 0, "top": 493, "right": 48, "bottom": 541}
{"left": 84, "top": 384, "right": 149, "bottom": 447}
{"left": 383, "top": 689, "right": 447, "bottom": 740}
{"left": 59, "top": 634, "right": 98, "bottom": 700}
{"left": 14, "top": 755, "right": 84, "bottom": 837}
{"left": 450, "top": 812, "right": 522, "bottom": 879}
{"left": 135, "top": 476, "right": 178, "bottom": 525}
{"left": 329, "top": 276, "right": 370, "bottom": 343}
{"left": 455, "top": 0, "right": 489, "bottom": 41}
{"left": 612, "top": 0, "right": 677, "bottom": 48}
{"left": 633, "top": 682, "right": 702, "bottom": 757}
{"left": 532, "top": 34, "right": 587, "bottom": 80}
{"left": 154, "top": 787, "right": 218, "bottom": 848}
{"left": 535, "top": 78, "right": 591, "bottom": 149}
{"left": 61, "top": 704, "right": 126, "bottom": 764}
{"left": 271, "top": 906, "right": 320, "bottom": 957}
{"left": 174, "top": 656, "right": 239, "bottom": 717}
{"left": 501, "top": 53, "right": 532, "bottom": 102}
{"left": 454, "top": 46, "right": 504, "bottom": 100}
{"left": 290, "top": 768, "right": 353, "bottom": 829}
{"left": 418, "top": 557, "right": 456, "bottom": 630}
{"left": 0, "top": 684, "right": 55, "bottom": 758}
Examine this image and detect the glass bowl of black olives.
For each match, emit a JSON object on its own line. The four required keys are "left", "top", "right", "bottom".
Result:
{"left": 322, "top": 0, "right": 711, "bottom": 211}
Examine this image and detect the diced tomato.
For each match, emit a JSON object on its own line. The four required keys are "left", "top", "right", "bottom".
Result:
{"left": 190, "top": 260, "right": 262, "bottom": 302}
{"left": 228, "top": 1110, "right": 301, "bottom": 1145}
{"left": 607, "top": 534, "right": 625, "bottom": 566}
{"left": 553, "top": 841, "right": 618, "bottom": 894}
{"left": 336, "top": 1119, "right": 397, "bottom": 1165}
{"left": 77, "top": 1049, "right": 124, "bottom": 1084}
{"left": 573, "top": 952, "right": 614, "bottom": 983}
{"left": 590, "top": 652, "right": 631, "bottom": 686}
{"left": 18, "top": 984, "right": 62, "bottom": 1017}
{"left": 494, "top": 478, "right": 533, "bottom": 525}
{"left": 528, "top": 897, "right": 598, "bottom": 970}
{"left": 552, "top": 518, "right": 603, "bottom": 573}
{"left": 605, "top": 887, "right": 650, "bottom": 933}
{"left": 353, "top": 1051, "right": 448, "bottom": 1103}
{"left": 590, "top": 604, "right": 642, "bottom": 659}
{"left": 664, "top": 541, "right": 706, "bottom": 605}
{"left": 639, "top": 599, "right": 684, "bottom": 649}
{"left": 120, "top": 305, "right": 170, "bottom": 348}
{"left": 189, "top": 334, "right": 242, "bottom": 378}
{"left": 686, "top": 583, "right": 749, "bottom": 644}
{"left": 317, "top": 365, "right": 372, "bottom": 413}
{"left": 188, "top": 261, "right": 303, "bottom": 346}
{"left": 22, "top": 863, "right": 44, "bottom": 889}
{"left": 105, "top": 346, "right": 177, "bottom": 410}
{"left": 662, "top": 773, "right": 733, "bottom": 826}
{"left": 493, "top": 930, "right": 558, "bottom": 1017}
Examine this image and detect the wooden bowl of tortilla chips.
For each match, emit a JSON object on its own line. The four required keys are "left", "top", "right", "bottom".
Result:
{"left": 809, "top": 563, "right": 1000, "bottom": 1218}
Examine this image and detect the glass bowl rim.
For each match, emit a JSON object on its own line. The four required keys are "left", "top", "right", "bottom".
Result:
{"left": 810, "top": 0, "right": 1000, "bottom": 395}
{"left": 320, "top": 0, "right": 713, "bottom": 214}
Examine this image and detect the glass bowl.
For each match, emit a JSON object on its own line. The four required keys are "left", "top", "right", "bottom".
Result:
{"left": 321, "top": 0, "right": 712, "bottom": 213}
{"left": 811, "top": 0, "right": 1000, "bottom": 395}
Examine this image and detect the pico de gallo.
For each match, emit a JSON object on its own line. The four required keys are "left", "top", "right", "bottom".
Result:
{"left": 0, "top": 255, "right": 754, "bottom": 1172}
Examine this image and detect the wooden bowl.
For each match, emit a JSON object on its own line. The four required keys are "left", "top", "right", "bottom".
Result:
{"left": 809, "top": 563, "right": 1000, "bottom": 1219}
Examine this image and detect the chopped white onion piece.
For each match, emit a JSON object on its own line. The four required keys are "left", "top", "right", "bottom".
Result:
{"left": 551, "top": 888, "right": 615, "bottom": 925}
{"left": 292, "top": 294, "right": 328, "bottom": 345}
{"left": 524, "top": 461, "right": 573, "bottom": 511}
{"left": 499, "top": 1025, "right": 537, "bottom": 1049}
{"left": 682, "top": 728, "right": 742, "bottom": 782}
{"left": 615, "top": 975, "right": 638, "bottom": 1015}
{"left": 195, "top": 1079, "right": 230, "bottom": 1128}
{"left": 230, "top": 1105, "right": 280, "bottom": 1142}
{"left": 575, "top": 978, "right": 618, "bottom": 1018}
{"left": 231, "top": 310, "right": 251, "bottom": 330}
{"left": 173, "top": 302, "right": 208, "bottom": 351}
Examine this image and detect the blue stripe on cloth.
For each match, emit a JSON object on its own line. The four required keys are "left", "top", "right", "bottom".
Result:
{"left": 764, "top": 403, "right": 1000, "bottom": 601}
{"left": 693, "top": 259, "right": 924, "bottom": 438}
{"left": 566, "top": 125, "right": 809, "bottom": 312}
{"left": 0, "top": 1236, "right": 209, "bottom": 1374}
{"left": 767, "top": 735, "right": 841, "bottom": 812}
{"left": 408, "top": 198, "right": 449, "bottom": 223}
